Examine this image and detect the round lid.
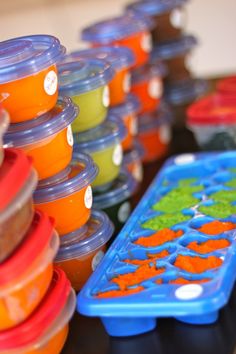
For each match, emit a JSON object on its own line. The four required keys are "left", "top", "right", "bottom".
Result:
{"left": 131, "top": 62, "right": 167, "bottom": 83}
{"left": 0, "top": 148, "right": 34, "bottom": 211}
{"left": 123, "top": 140, "right": 144, "bottom": 165}
{"left": 0, "top": 211, "right": 54, "bottom": 287}
{"left": 73, "top": 114, "right": 127, "bottom": 152}
{"left": 70, "top": 46, "right": 135, "bottom": 70}
{"left": 0, "top": 35, "right": 65, "bottom": 83}
{"left": 151, "top": 35, "right": 197, "bottom": 60}
{"left": 93, "top": 169, "right": 138, "bottom": 209}
{"left": 165, "top": 78, "right": 209, "bottom": 105}
{"left": 138, "top": 101, "right": 173, "bottom": 131}
{"left": 58, "top": 58, "right": 114, "bottom": 96}
{"left": 217, "top": 76, "right": 236, "bottom": 95}
{"left": 4, "top": 97, "right": 78, "bottom": 147}
{"left": 126, "top": 0, "right": 188, "bottom": 16}
{"left": 81, "top": 13, "right": 154, "bottom": 44}
{"left": 0, "top": 106, "right": 9, "bottom": 136}
{"left": 34, "top": 152, "right": 98, "bottom": 203}
{"left": 187, "top": 93, "right": 236, "bottom": 125}
{"left": 0, "top": 268, "right": 71, "bottom": 350}
{"left": 109, "top": 94, "right": 140, "bottom": 117}
{"left": 55, "top": 210, "right": 114, "bottom": 260}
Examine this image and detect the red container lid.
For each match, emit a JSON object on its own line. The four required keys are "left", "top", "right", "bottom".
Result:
{"left": 0, "top": 148, "right": 33, "bottom": 211}
{"left": 0, "top": 210, "right": 55, "bottom": 286}
{"left": 0, "top": 267, "right": 71, "bottom": 350}
{"left": 187, "top": 94, "right": 236, "bottom": 125}
{"left": 217, "top": 76, "right": 236, "bottom": 95}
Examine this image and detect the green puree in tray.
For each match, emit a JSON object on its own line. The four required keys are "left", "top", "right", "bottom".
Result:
{"left": 225, "top": 178, "right": 236, "bottom": 188}
{"left": 198, "top": 202, "right": 236, "bottom": 219}
{"left": 142, "top": 213, "right": 191, "bottom": 230}
{"left": 210, "top": 190, "right": 236, "bottom": 203}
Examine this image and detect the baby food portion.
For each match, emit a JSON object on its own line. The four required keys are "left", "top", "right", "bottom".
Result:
{"left": 134, "top": 228, "right": 183, "bottom": 247}
{"left": 174, "top": 255, "right": 223, "bottom": 273}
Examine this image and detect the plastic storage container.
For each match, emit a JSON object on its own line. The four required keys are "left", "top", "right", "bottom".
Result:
{"left": 217, "top": 76, "right": 236, "bottom": 96}
{"left": 131, "top": 62, "right": 166, "bottom": 114}
{"left": 123, "top": 141, "right": 144, "bottom": 183}
{"left": 0, "top": 210, "right": 59, "bottom": 330}
{"left": 0, "top": 149, "right": 37, "bottom": 263}
{"left": 81, "top": 14, "right": 154, "bottom": 68}
{"left": 187, "top": 94, "right": 236, "bottom": 151}
{"left": 4, "top": 97, "right": 77, "bottom": 180}
{"left": 0, "top": 35, "right": 65, "bottom": 123}
{"left": 59, "top": 59, "right": 114, "bottom": 133}
{"left": 70, "top": 46, "right": 134, "bottom": 106}
{"left": 110, "top": 94, "right": 140, "bottom": 151}
{"left": 55, "top": 210, "right": 114, "bottom": 291}
{"left": 0, "top": 268, "right": 76, "bottom": 354}
{"left": 93, "top": 169, "right": 138, "bottom": 233}
{"left": 0, "top": 106, "right": 9, "bottom": 166}
{"left": 34, "top": 152, "right": 98, "bottom": 235}
{"left": 74, "top": 115, "right": 126, "bottom": 189}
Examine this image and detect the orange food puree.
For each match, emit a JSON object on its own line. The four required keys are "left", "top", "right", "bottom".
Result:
{"left": 170, "top": 277, "right": 210, "bottom": 285}
{"left": 198, "top": 220, "right": 236, "bottom": 235}
{"left": 138, "top": 128, "right": 169, "bottom": 163}
{"left": 109, "top": 68, "right": 130, "bottom": 106}
{"left": 174, "top": 255, "right": 223, "bottom": 273}
{"left": 135, "top": 228, "right": 183, "bottom": 247}
{"left": 97, "top": 286, "right": 144, "bottom": 298}
{"left": 124, "top": 250, "right": 169, "bottom": 265}
{"left": 112, "top": 264, "right": 165, "bottom": 290}
{"left": 187, "top": 239, "right": 230, "bottom": 254}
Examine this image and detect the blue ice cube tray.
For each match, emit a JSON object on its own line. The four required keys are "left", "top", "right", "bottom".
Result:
{"left": 78, "top": 152, "right": 236, "bottom": 337}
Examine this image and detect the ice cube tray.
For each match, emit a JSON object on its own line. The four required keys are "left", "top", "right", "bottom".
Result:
{"left": 78, "top": 152, "right": 236, "bottom": 337}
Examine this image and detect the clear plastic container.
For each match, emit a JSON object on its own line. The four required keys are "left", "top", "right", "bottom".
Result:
{"left": 0, "top": 210, "right": 59, "bottom": 330}
{"left": 0, "top": 107, "right": 9, "bottom": 166}
{"left": 123, "top": 141, "right": 144, "bottom": 183}
{"left": 0, "top": 149, "right": 37, "bottom": 262}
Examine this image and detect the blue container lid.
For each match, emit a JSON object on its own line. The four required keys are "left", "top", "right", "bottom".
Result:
{"left": 0, "top": 35, "right": 65, "bottom": 84}
{"left": 4, "top": 97, "right": 78, "bottom": 147}
{"left": 165, "top": 78, "right": 209, "bottom": 105}
{"left": 126, "top": 0, "right": 188, "bottom": 16}
{"left": 138, "top": 101, "right": 173, "bottom": 131}
{"left": 93, "top": 169, "right": 138, "bottom": 209}
{"left": 151, "top": 35, "right": 197, "bottom": 60}
{"left": 131, "top": 62, "right": 167, "bottom": 84}
{"left": 58, "top": 58, "right": 114, "bottom": 96}
{"left": 55, "top": 210, "right": 114, "bottom": 260}
{"left": 81, "top": 14, "right": 154, "bottom": 44}
{"left": 109, "top": 94, "right": 140, "bottom": 117}
{"left": 123, "top": 140, "right": 144, "bottom": 165}
{"left": 69, "top": 46, "right": 135, "bottom": 71}
{"left": 73, "top": 114, "right": 127, "bottom": 152}
{"left": 34, "top": 151, "right": 98, "bottom": 203}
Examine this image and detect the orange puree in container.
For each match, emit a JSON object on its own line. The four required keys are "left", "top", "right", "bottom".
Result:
{"left": 135, "top": 229, "right": 183, "bottom": 247}
{"left": 110, "top": 68, "right": 130, "bottom": 106}
{"left": 124, "top": 250, "right": 169, "bottom": 265}
{"left": 138, "top": 126, "right": 169, "bottom": 163}
{"left": 131, "top": 78, "right": 162, "bottom": 114}
{"left": 198, "top": 220, "right": 236, "bottom": 235}
{"left": 97, "top": 286, "right": 144, "bottom": 298}
{"left": 187, "top": 239, "right": 230, "bottom": 254}
{"left": 170, "top": 278, "right": 210, "bottom": 285}
{"left": 174, "top": 255, "right": 223, "bottom": 273}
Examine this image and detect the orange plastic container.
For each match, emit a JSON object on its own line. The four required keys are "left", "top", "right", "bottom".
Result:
{"left": 0, "top": 35, "right": 65, "bottom": 123}
{"left": 0, "top": 268, "right": 76, "bottom": 354}
{"left": 5, "top": 97, "right": 78, "bottom": 180}
{"left": 34, "top": 152, "right": 98, "bottom": 235}
{"left": 0, "top": 211, "right": 59, "bottom": 330}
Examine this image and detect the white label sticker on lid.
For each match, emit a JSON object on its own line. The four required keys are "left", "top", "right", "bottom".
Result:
{"left": 113, "top": 144, "right": 123, "bottom": 166}
{"left": 92, "top": 250, "right": 105, "bottom": 271}
{"left": 130, "top": 116, "right": 138, "bottom": 136}
{"left": 102, "top": 85, "right": 110, "bottom": 108}
{"left": 159, "top": 125, "right": 171, "bottom": 144}
{"left": 84, "top": 185, "right": 93, "bottom": 209}
{"left": 140, "top": 32, "right": 152, "bottom": 53}
{"left": 148, "top": 78, "right": 163, "bottom": 99}
{"left": 118, "top": 201, "right": 131, "bottom": 223}
{"left": 123, "top": 72, "right": 131, "bottom": 93}
{"left": 175, "top": 284, "right": 203, "bottom": 300}
{"left": 67, "top": 125, "right": 74, "bottom": 147}
{"left": 170, "top": 8, "right": 186, "bottom": 29}
{"left": 44, "top": 70, "right": 58, "bottom": 96}
{"left": 133, "top": 162, "right": 143, "bottom": 182}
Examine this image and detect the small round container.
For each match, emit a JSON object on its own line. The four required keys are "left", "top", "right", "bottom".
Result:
{"left": 187, "top": 93, "right": 236, "bottom": 151}
{"left": 55, "top": 210, "right": 114, "bottom": 291}
{"left": 34, "top": 152, "right": 98, "bottom": 235}
{"left": 217, "top": 76, "right": 236, "bottom": 95}
{"left": 4, "top": 97, "right": 77, "bottom": 180}
{"left": 126, "top": 0, "right": 188, "bottom": 44}
{"left": 74, "top": 115, "right": 126, "bottom": 189}
{"left": 0, "top": 268, "right": 76, "bottom": 354}
{"left": 70, "top": 46, "right": 134, "bottom": 106}
{"left": 0, "top": 35, "right": 65, "bottom": 123}
{"left": 81, "top": 14, "right": 154, "bottom": 68}
{"left": 0, "top": 210, "right": 59, "bottom": 331}
{"left": 123, "top": 141, "right": 144, "bottom": 183}
{"left": 131, "top": 62, "right": 167, "bottom": 114}
{"left": 0, "top": 106, "right": 9, "bottom": 166}
{"left": 58, "top": 59, "right": 114, "bottom": 133}
{"left": 93, "top": 169, "right": 138, "bottom": 233}
{"left": 109, "top": 94, "right": 140, "bottom": 151}
{"left": 0, "top": 149, "right": 37, "bottom": 263}
{"left": 137, "top": 103, "right": 172, "bottom": 162}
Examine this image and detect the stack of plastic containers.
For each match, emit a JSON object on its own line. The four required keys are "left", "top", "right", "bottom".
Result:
{"left": 126, "top": 0, "right": 208, "bottom": 127}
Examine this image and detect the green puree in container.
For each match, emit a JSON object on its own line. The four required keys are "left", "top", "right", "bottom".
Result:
{"left": 225, "top": 178, "right": 236, "bottom": 188}
{"left": 142, "top": 212, "right": 191, "bottom": 230}
{"left": 198, "top": 202, "right": 236, "bottom": 219}
{"left": 210, "top": 190, "right": 236, "bottom": 203}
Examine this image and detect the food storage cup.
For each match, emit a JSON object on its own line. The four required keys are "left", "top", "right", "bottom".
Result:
{"left": 58, "top": 59, "right": 114, "bottom": 133}
{"left": 81, "top": 13, "right": 154, "bottom": 68}
{"left": 123, "top": 141, "right": 144, "bottom": 182}
{"left": 70, "top": 46, "right": 134, "bottom": 106}
{"left": 0, "top": 35, "right": 65, "bottom": 123}
{"left": 0, "top": 148, "right": 37, "bottom": 262}
{"left": 0, "top": 210, "right": 59, "bottom": 330}
{"left": 74, "top": 115, "right": 126, "bottom": 189}
{"left": 34, "top": 152, "right": 98, "bottom": 235}
{"left": 4, "top": 97, "right": 77, "bottom": 180}
{"left": 131, "top": 62, "right": 166, "bottom": 114}
{"left": 0, "top": 106, "right": 9, "bottom": 166}
{"left": 0, "top": 268, "right": 76, "bottom": 354}
{"left": 217, "top": 76, "right": 236, "bottom": 96}
{"left": 55, "top": 210, "right": 114, "bottom": 291}
{"left": 110, "top": 94, "right": 140, "bottom": 151}
{"left": 187, "top": 94, "right": 236, "bottom": 151}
